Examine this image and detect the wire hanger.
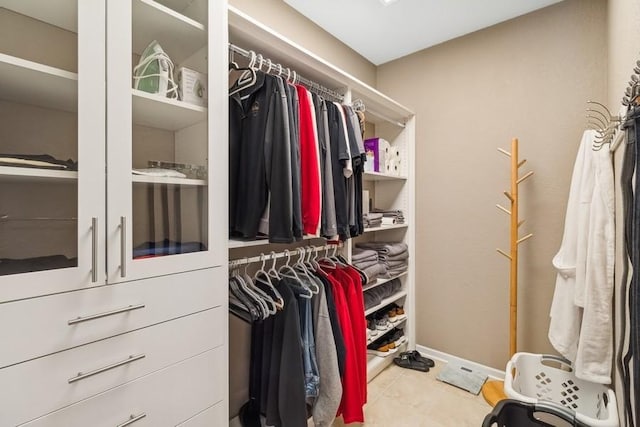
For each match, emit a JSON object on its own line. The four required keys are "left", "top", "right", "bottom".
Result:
{"left": 586, "top": 101, "right": 621, "bottom": 151}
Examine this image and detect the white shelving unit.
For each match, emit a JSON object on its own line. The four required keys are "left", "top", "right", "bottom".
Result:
{"left": 0, "top": 0, "right": 228, "bottom": 425}
{"left": 0, "top": 53, "right": 78, "bottom": 112}
{"left": 0, "top": 166, "right": 77, "bottom": 183}
{"left": 362, "top": 271, "right": 408, "bottom": 292}
{"left": 365, "top": 290, "right": 409, "bottom": 316}
{"left": 363, "top": 171, "right": 408, "bottom": 181}
{"left": 227, "top": 5, "right": 416, "bottom": 391}
{"left": 132, "top": 89, "right": 207, "bottom": 131}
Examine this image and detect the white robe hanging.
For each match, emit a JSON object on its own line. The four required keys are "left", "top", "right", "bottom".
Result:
{"left": 548, "top": 129, "right": 615, "bottom": 384}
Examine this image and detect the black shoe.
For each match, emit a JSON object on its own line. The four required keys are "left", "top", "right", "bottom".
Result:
{"left": 400, "top": 350, "right": 435, "bottom": 368}
{"left": 393, "top": 352, "right": 429, "bottom": 372}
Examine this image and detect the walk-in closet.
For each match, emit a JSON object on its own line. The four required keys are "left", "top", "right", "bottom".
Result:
{"left": 0, "top": 0, "right": 639, "bottom": 426}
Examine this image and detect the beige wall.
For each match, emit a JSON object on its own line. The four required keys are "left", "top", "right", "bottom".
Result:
{"left": 377, "top": 0, "right": 608, "bottom": 369}
{"left": 228, "top": 0, "right": 376, "bottom": 86}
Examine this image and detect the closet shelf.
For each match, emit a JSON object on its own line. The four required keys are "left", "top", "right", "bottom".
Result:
{"left": 228, "top": 6, "right": 413, "bottom": 126}
{"left": 363, "top": 224, "right": 408, "bottom": 233}
{"left": 364, "top": 290, "right": 408, "bottom": 316}
{"left": 367, "top": 318, "right": 407, "bottom": 345}
{"left": 0, "top": 166, "right": 77, "bottom": 183}
{"left": 132, "top": 89, "right": 207, "bottom": 131}
{"left": 132, "top": 175, "right": 206, "bottom": 186}
{"left": 0, "top": 53, "right": 77, "bottom": 112}
{"left": 1, "top": 0, "right": 77, "bottom": 32}
{"left": 132, "top": 0, "right": 206, "bottom": 65}
{"left": 362, "top": 271, "right": 408, "bottom": 292}
{"left": 228, "top": 235, "right": 325, "bottom": 249}
{"left": 367, "top": 341, "right": 408, "bottom": 381}
{"left": 363, "top": 172, "right": 408, "bottom": 182}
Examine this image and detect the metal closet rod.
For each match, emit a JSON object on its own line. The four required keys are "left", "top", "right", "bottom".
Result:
{"left": 229, "top": 242, "right": 342, "bottom": 268}
{"left": 228, "top": 43, "right": 345, "bottom": 102}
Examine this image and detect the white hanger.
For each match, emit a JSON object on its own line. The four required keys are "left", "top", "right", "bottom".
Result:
{"left": 254, "top": 253, "right": 284, "bottom": 309}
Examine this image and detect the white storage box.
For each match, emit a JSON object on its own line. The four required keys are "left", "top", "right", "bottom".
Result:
{"left": 504, "top": 352, "right": 618, "bottom": 427}
{"left": 177, "top": 67, "right": 207, "bottom": 107}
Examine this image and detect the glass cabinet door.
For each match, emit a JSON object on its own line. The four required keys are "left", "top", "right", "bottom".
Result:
{"left": 107, "top": 0, "right": 224, "bottom": 283}
{"left": 0, "top": 0, "right": 106, "bottom": 302}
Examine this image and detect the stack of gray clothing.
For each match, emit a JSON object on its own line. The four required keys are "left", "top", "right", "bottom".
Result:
{"left": 363, "top": 212, "right": 383, "bottom": 229}
{"left": 363, "top": 278, "right": 402, "bottom": 310}
{"left": 371, "top": 209, "right": 405, "bottom": 225}
{"left": 352, "top": 248, "right": 387, "bottom": 282}
{"left": 356, "top": 242, "right": 409, "bottom": 278}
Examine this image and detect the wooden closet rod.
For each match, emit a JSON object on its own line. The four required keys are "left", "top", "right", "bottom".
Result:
{"left": 229, "top": 242, "right": 342, "bottom": 268}
{"left": 228, "top": 43, "right": 345, "bottom": 102}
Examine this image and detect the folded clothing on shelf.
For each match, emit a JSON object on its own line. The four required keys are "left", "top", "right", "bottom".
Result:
{"left": 363, "top": 278, "right": 402, "bottom": 310}
{"left": 361, "top": 263, "right": 387, "bottom": 283}
{"left": 352, "top": 248, "right": 378, "bottom": 263}
{"left": 356, "top": 241, "right": 409, "bottom": 279}
{"left": 371, "top": 209, "right": 405, "bottom": 224}
{"left": 133, "top": 239, "right": 206, "bottom": 258}
{"left": 0, "top": 254, "right": 77, "bottom": 276}
{"left": 0, "top": 154, "right": 78, "bottom": 171}
{"left": 363, "top": 212, "right": 383, "bottom": 229}
{"left": 356, "top": 241, "right": 408, "bottom": 257}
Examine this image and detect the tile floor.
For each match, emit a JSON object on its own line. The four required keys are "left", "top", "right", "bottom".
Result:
{"left": 332, "top": 360, "right": 492, "bottom": 427}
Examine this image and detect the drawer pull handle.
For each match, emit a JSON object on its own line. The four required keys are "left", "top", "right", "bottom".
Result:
{"left": 68, "top": 354, "right": 146, "bottom": 383}
{"left": 117, "top": 412, "right": 147, "bottom": 427}
{"left": 120, "top": 216, "right": 127, "bottom": 278}
{"left": 91, "top": 217, "right": 99, "bottom": 283}
{"left": 68, "top": 303, "right": 145, "bottom": 325}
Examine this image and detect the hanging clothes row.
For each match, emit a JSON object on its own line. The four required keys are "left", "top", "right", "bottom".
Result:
{"left": 229, "top": 246, "right": 368, "bottom": 426}
{"left": 228, "top": 45, "right": 367, "bottom": 244}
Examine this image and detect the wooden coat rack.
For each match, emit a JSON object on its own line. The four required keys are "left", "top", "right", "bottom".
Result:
{"left": 482, "top": 137, "right": 534, "bottom": 406}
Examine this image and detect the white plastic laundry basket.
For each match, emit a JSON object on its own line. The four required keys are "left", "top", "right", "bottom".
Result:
{"left": 504, "top": 353, "right": 618, "bottom": 427}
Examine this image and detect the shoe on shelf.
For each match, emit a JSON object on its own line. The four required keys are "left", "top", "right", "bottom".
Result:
{"left": 375, "top": 315, "right": 390, "bottom": 331}
{"left": 367, "top": 342, "right": 393, "bottom": 357}
{"left": 387, "top": 307, "right": 398, "bottom": 322}
{"left": 367, "top": 319, "right": 379, "bottom": 337}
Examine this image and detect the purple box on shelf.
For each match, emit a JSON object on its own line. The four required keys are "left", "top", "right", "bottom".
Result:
{"left": 364, "top": 137, "right": 388, "bottom": 173}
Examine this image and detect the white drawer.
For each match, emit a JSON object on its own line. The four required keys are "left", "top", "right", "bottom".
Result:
{"left": 20, "top": 347, "right": 226, "bottom": 427}
{"left": 0, "top": 267, "right": 225, "bottom": 368}
{"left": 0, "top": 308, "right": 225, "bottom": 427}
{"left": 177, "top": 401, "right": 226, "bottom": 426}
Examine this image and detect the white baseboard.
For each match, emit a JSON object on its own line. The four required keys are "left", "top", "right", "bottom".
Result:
{"left": 415, "top": 344, "right": 506, "bottom": 381}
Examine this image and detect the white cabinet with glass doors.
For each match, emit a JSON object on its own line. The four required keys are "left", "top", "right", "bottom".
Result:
{"left": 106, "top": 0, "right": 226, "bottom": 284}
{"left": 0, "top": 0, "right": 106, "bottom": 303}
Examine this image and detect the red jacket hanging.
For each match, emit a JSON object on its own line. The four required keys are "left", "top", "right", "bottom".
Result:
{"left": 295, "top": 85, "right": 322, "bottom": 236}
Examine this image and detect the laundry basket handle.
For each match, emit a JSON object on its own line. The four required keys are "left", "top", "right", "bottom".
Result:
{"left": 540, "top": 354, "right": 573, "bottom": 370}
{"left": 534, "top": 401, "right": 579, "bottom": 425}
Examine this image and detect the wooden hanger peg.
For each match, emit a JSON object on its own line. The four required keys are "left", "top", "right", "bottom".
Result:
{"left": 518, "top": 159, "right": 527, "bottom": 168}
{"left": 498, "top": 148, "right": 512, "bottom": 157}
{"left": 503, "top": 191, "right": 514, "bottom": 202}
{"left": 496, "top": 204, "right": 511, "bottom": 215}
{"left": 518, "top": 219, "right": 525, "bottom": 228}
{"left": 497, "top": 248, "right": 512, "bottom": 260}
{"left": 517, "top": 171, "right": 534, "bottom": 184}
{"left": 517, "top": 233, "right": 533, "bottom": 245}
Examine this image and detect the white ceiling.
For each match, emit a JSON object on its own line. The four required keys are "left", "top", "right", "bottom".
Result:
{"left": 284, "top": 0, "right": 564, "bottom": 65}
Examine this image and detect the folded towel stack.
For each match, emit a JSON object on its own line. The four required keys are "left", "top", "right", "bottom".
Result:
{"left": 371, "top": 209, "right": 405, "bottom": 225}
{"left": 363, "top": 278, "right": 402, "bottom": 310}
{"left": 352, "top": 248, "right": 387, "bottom": 282}
{"left": 356, "top": 242, "right": 409, "bottom": 278}
{"left": 363, "top": 212, "right": 384, "bottom": 229}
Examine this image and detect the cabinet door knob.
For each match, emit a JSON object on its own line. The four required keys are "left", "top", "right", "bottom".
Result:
{"left": 116, "top": 412, "right": 147, "bottom": 427}
{"left": 67, "top": 303, "right": 145, "bottom": 325}
{"left": 120, "top": 216, "right": 127, "bottom": 278}
{"left": 68, "top": 354, "right": 146, "bottom": 384}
